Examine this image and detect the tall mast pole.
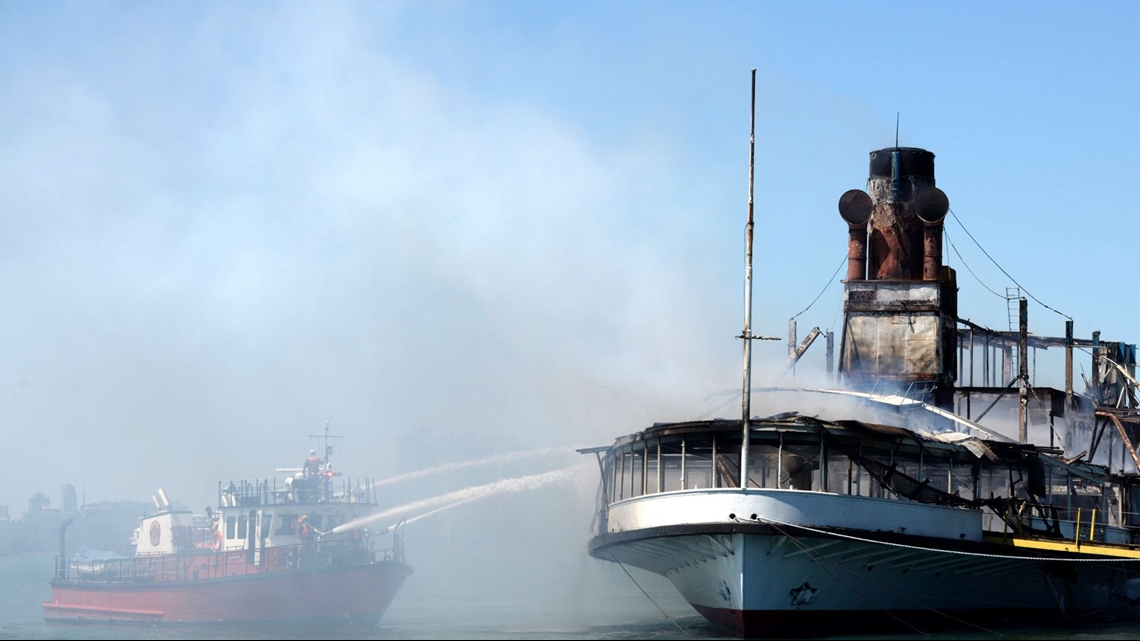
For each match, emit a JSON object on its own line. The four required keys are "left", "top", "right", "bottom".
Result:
{"left": 739, "top": 69, "right": 757, "bottom": 489}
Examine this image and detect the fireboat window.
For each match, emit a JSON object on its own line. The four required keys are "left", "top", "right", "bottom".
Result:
{"left": 225, "top": 516, "right": 236, "bottom": 539}
{"left": 237, "top": 515, "right": 248, "bottom": 540}
{"left": 276, "top": 514, "right": 298, "bottom": 536}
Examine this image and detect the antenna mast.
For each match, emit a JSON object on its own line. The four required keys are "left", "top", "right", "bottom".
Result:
{"left": 739, "top": 69, "right": 757, "bottom": 489}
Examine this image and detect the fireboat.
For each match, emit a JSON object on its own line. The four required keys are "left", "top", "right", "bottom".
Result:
{"left": 44, "top": 430, "right": 411, "bottom": 625}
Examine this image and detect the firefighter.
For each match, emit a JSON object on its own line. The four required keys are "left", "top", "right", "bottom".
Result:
{"left": 304, "top": 450, "right": 321, "bottom": 478}
{"left": 299, "top": 450, "right": 322, "bottom": 503}
{"left": 298, "top": 514, "right": 316, "bottom": 568}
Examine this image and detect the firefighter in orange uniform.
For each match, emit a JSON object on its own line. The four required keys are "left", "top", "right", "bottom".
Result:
{"left": 298, "top": 514, "right": 315, "bottom": 568}
{"left": 300, "top": 450, "right": 322, "bottom": 503}
{"left": 304, "top": 450, "right": 321, "bottom": 478}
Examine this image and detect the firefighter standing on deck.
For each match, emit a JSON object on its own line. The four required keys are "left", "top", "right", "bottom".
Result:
{"left": 301, "top": 450, "right": 321, "bottom": 503}
{"left": 304, "top": 450, "right": 321, "bottom": 478}
{"left": 298, "top": 515, "right": 316, "bottom": 568}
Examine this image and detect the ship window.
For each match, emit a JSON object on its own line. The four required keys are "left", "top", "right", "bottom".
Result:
{"left": 237, "top": 516, "right": 247, "bottom": 539}
{"left": 629, "top": 448, "right": 643, "bottom": 497}
{"left": 980, "top": 463, "right": 1011, "bottom": 501}
{"left": 615, "top": 449, "right": 624, "bottom": 499}
{"left": 746, "top": 442, "right": 780, "bottom": 489}
{"left": 225, "top": 516, "right": 236, "bottom": 539}
{"left": 950, "top": 457, "right": 977, "bottom": 501}
{"left": 261, "top": 512, "right": 274, "bottom": 536}
{"left": 661, "top": 440, "right": 684, "bottom": 492}
{"left": 684, "top": 438, "right": 714, "bottom": 491}
{"left": 1105, "top": 481, "right": 1123, "bottom": 528}
{"left": 604, "top": 453, "right": 616, "bottom": 502}
{"left": 326, "top": 516, "right": 339, "bottom": 529}
{"left": 645, "top": 441, "right": 660, "bottom": 494}
{"left": 625, "top": 450, "right": 633, "bottom": 498}
{"left": 308, "top": 514, "right": 323, "bottom": 528}
{"left": 825, "top": 450, "right": 852, "bottom": 495}
{"left": 781, "top": 444, "right": 819, "bottom": 492}
{"left": 277, "top": 514, "right": 298, "bottom": 536}
{"left": 850, "top": 449, "right": 874, "bottom": 497}
{"left": 855, "top": 448, "right": 892, "bottom": 499}
{"left": 1070, "top": 476, "right": 1104, "bottom": 518}
{"left": 712, "top": 437, "right": 743, "bottom": 489}
{"left": 894, "top": 452, "right": 921, "bottom": 499}
{"left": 922, "top": 454, "right": 951, "bottom": 494}
{"left": 979, "top": 463, "right": 1012, "bottom": 530}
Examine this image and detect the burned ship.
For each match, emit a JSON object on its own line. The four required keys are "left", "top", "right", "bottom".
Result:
{"left": 584, "top": 116, "right": 1140, "bottom": 634}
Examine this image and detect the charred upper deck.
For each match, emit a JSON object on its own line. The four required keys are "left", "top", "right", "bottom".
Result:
{"left": 838, "top": 148, "right": 957, "bottom": 407}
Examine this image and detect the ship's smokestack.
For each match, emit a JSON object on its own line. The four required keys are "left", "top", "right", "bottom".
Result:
{"left": 838, "top": 148, "right": 947, "bottom": 281}
{"left": 837, "top": 146, "right": 958, "bottom": 410}
{"left": 839, "top": 190, "right": 872, "bottom": 280}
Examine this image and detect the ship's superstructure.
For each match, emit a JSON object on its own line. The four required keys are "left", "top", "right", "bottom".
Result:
{"left": 585, "top": 142, "right": 1140, "bottom": 636}
{"left": 44, "top": 435, "right": 412, "bottom": 625}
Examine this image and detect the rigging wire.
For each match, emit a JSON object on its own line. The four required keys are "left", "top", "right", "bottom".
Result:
{"left": 792, "top": 255, "right": 846, "bottom": 320}
{"left": 948, "top": 208, "right": 1072, "bottom": 320}
{"left": 764, "top": 521, "right": 929, "bottom": 637}
{"left": 607, "top": 551, "right": 691, "bottom": 638}
{"left": 761, "top": 515, "right": 1140, "bottom": 562}
{"left": 944, "top": 229, "right": 1006, "bottom": 300}
{"left": 767, "top": 521, "right": 1003, "bottom": 637}
{"left": 826, "top": 298, "right": 843, "bottom": 336}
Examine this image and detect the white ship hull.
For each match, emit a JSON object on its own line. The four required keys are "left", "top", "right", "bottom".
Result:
{"left": 591, "top": 490, "right": 1140, "bottom": 636}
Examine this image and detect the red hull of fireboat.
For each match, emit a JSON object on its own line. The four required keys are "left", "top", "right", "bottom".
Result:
{"left": 44, "top": 560, "right": 412, "bottom": 625}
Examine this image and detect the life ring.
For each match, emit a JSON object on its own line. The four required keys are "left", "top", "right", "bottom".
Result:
{"left": 212, "top": 530, "right": 222, "bottom": 552}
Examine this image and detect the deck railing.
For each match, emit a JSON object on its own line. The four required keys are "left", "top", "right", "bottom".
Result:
{"left": 217, "top": 476, "right": 379, "bottom": 508}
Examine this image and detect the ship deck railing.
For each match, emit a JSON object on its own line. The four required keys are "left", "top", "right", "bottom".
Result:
{"left": 54, "top": 538, "right": 403, "bottom": 584}
{"left": 217, "top": 476, "right": 380, "bottom": 508}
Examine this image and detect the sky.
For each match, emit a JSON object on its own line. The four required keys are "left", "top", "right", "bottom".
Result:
{"left": 1, "top": 1, "right": 1139, "bottom": 512}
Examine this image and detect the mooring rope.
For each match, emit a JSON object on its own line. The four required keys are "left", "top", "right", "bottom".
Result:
{"left": 758, "top": 515, "right": 1140, "bottom": 563}
{"left": 607, "top": 551, "right": 691, "bottom": 638}
{"left": 766, "top": 521, "right": 929, "bottom": 636}
{"left": 767, "top": 521, "right": 1003, "bottom": 637}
